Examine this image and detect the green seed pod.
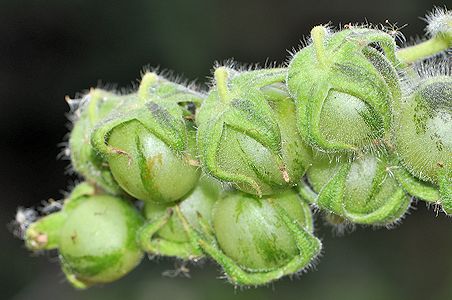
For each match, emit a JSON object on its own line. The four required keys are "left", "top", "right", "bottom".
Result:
{"left": 91, "top": 72, "right": 203, "bottom": 203}
{"left": 177, "top": 190, "right": 321, "bottom": 285}
{"left": 197, "top": 66, "right": 312, "bottom": 196}
{"left": 394, "top": 64, "right": 451, "bottom": 214}
{"left": 305, "top": 153, "right": 411, "bottom": 225}
{"left": 24, "top": 183, "right": 144, "bottom": 289}
{"left": 287, "top": 26, "right": 401, "bottom": 153}
{"left": 69, "top": 89, "right": 134, "bottom": 194}
{"left": 138, "top": 176, "right": 221, "bottom": 259}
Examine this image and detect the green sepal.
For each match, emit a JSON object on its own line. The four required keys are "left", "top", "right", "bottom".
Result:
{"left": 288, "top": 26, "right": 400, "bottom": 153}
{"left": 176, "top": 191, "right": 321, "bottom": 286}
{"left": 392, "top": 166, "right": 441, "bottom": 202}
{"left": 308, "top": 153, "right": 411, "bottom": 225}
{"left": 198, "top": 68, "right": 285, "bottom": 154}
{"left": 69, "top": 89, "right": 136, "bottom": 195}
{"left": 315, "top": 162, "right": 350, "bottom": 214}
{"left": 438, "top": 169, "right": 452, "bottom": 214}
{"left": 138, "top": 208, "right": 202, "bottom": 259}
{"left": 92, "top": 104, "right": 188, "bottom": 156}
{"left": 138, "top": 72, "right": 205, "bottom": 107}
{"left": 197, "top": 67, "right": 311, "bottom": 195}
{"left": 90, "top": 73, "right": 202, "bottom": 203}
{"left": 138, "top": 176, "right": 221, "bottom": 259}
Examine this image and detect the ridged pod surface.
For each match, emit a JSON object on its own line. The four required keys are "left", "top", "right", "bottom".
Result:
{"left": 91, "top": 73, "right": 203, "bottom": 203}
{"left": 69, "top": 90, "right": 134, "bottom": 194}
{"left": 138, "top": 176, "right": 221, "bottom": 258}
{"left": 177, "top": 190, "right": 321, "bottom": 285}
{"left": 288, "top": 26, "right": 400, "bottom": 153}
{"left": 197, "top": 67, "right": 312, "bottom": 196}
{"left": 305, "top": 153, "right": 411, "bottom": 225}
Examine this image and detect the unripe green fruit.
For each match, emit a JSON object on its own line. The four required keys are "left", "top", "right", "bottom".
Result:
{"left": 60, "top": 195, "right": 144, "bottom": 288}
{"left": 91, "top": 73, "right": 203, "bottom": 203}
{"left": 394, "top": 74, "right": 451, "bottom": 214}
{"left": 69, "top": 89, "right": 134, "bottom": 194}
{"left": 197, "top": 67, "right": 311, "bottom": 196}
{"left": 105, "top": 119, "right": 200, "bottom": 202}
{"left": 24, "top": 183, "right": 144, "bottom": 289}
{"left": 177, "top": 190, "right": 321, "bottom": 285}
{"left": 306, "top": 153, "right": 411, "bottom": 225}
{"left": 394, "top": 75, "right": 451, "bottom": 184}
{"left": 288, "top": 26, "right": 400, "bottom": 153}
{"left": 139, "top": 176, "right": 221, "bottom": 258}
{"left": 212, "top": 191, "right": 313, "bottom": 271}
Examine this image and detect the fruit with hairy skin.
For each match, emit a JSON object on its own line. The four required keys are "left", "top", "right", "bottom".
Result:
{"left": 394, "top": 67, "right": 452, "bottom": 214}
{"left": 304, "top": 153, "right": 412, "bottom": 225}
{"left": 25, "top": 183, "right": 144, "bottom": 289}
{"left": 91, "top": 72, "right": 203, "bottom": 203}
{"left": 69, "top": 89, "right": 135, "bottom": 194}
{"left": 287, "top": 26, "right": 401, "bottom": 153}
{"left": 177, "top": 190, "right": 321, "bottom": 285}
{"left": 16, "top": 7, "right": 452, "bottom": 289}
{"left": 197, "top": 66, "right": 312, "bottom": 196}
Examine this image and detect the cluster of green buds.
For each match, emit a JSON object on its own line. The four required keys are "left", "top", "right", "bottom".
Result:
{"left": 16, "top": 7, "right": 451, "bottom": 288}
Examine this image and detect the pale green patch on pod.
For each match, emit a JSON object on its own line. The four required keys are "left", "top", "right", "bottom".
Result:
{"left": 91, "top": 73, "right": 203, "bottom": 203}
{"left": 197, "top": 66, "right": 312, "bottom": 196}
{"left": 138, "top": 176, "right": 221, "bottom": 259}
{"left": 305, "top": 153, "right": 411, "bottom": 225}
{"left": 24, "top": 183, "right": 144, "bottom": 289}
{"left": 287, "top": 26, "right": 401, "bottom": 153}
{"left": 394, "top": 74, "right": 452, "bottom": 214}
{"left": 69, "top": 89, "right": 135, "bottom": 195}
{"left": 176, "top": 190, "right": 321, "bottom": 285}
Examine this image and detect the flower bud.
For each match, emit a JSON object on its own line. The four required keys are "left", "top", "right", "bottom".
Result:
{"left": 139, "top": 176, "right": 221, "bottom": 259}
{"left": 394, "top": 67, "right": 451, "bottom": 213}
{"left": 24, "top": 183, "right": 144, "bottom": 289}
{"left": 287, "top": 26, "right": 400, "bottom": 153}
{"left": 197, "top": 66, "right": 312, "bottom": 196}
{"left": 91, "top": 73, "right": 203, "bottom": 203}
{"left": 69, "top": 89, "right": 134, "bottom": 194}
{"left": 306, "top": 153, "right": 411, "bottom": 225}
{"left": 178, "top": 190, "right": 321, "bottom": 285}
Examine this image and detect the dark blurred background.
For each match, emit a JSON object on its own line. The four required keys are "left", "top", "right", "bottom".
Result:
{"left": 1, "top": 0, "right": 451, "bottom": 299}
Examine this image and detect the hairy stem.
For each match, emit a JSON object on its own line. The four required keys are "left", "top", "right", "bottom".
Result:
{"left": 396, "top": 36, "right": 451, "bottom": 65}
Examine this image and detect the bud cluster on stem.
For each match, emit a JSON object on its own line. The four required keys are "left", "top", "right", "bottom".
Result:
{"left": 16, "top": 7, "right": 451, "bottom": 288}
